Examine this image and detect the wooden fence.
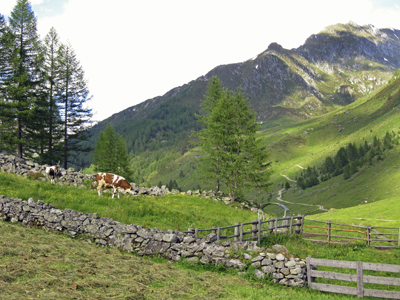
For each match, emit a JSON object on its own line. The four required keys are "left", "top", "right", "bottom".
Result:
{"left": 307, "top": 256, "right": 400, "bottom": 299}
{"left": 183, "top": 215, "right": 304, "bottom": 244}
{"left": 303, "top": 219, "right": 400, "bottom": 249}
{"left": 183, "top": 217, "right": 400, "bottom": 248}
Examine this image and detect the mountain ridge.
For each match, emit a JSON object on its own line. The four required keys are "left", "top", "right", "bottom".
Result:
{"left": 78, "top": 22, "right": 400, "bottom": 172}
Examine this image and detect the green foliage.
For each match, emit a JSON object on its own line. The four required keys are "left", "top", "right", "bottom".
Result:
{"left": 0, "top": 3, "right": 92, "bottom": 167}
{"left": 57, "top": 41, "right": 92, "bottom": 169}
{"left": 284, "top": 181, "right": 291, "bottom": 190}
{"left": 296, "top": 132, "right": 393, "bottom": 190}
{"left": 0, "top": 0, "right": 43, "bottom": 158}
{"left": 92, "top": 123, "right": 131, "bottom": 180}
{"left": 193, "top": 76, "right": 272, "bottom": 201}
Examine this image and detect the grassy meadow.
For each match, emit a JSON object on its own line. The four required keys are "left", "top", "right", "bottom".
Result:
{"left": 2, "top": 219, "right": 384, "bottom": 300}
{"left": 0, "top": 172, "right": 260, "bottom": 232}
{"left": 1, "top": 172, "right": 400, "bottom": 299}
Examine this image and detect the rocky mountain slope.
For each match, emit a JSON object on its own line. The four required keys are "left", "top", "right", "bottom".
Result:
{"left": 78, "top": 22, "right": 400, "bottom": 168}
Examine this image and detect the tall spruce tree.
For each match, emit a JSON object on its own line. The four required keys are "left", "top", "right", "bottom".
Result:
{"left": 0, "top": 13, "right": 15, "bottom": 153}
{"left": 57, "top": 41, "right": 92, "bottom": 168}
{"left": 0, "top": 0, "right": 43, "bottom": 158}
{"left": 194, "top": 76, "right": 272, "bottom": 202}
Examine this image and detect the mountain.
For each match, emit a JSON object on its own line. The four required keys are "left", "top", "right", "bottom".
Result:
{"left": 77, "top": 23, "right": 400, "bottom": 183}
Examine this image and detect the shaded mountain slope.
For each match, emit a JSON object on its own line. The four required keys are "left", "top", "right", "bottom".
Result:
{"left": 78, "top": 22, "right": 400, "bottom": 171}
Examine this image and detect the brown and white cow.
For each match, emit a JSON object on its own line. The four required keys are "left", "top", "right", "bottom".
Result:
{"left": 44, "top": 166, "right": 60, "bottom": 184}
{"left": 94, "top": 173, "right": 133, "bottom": 198}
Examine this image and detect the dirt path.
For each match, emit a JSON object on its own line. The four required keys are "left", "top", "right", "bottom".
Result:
{"left": 281, "top": 174, "right": 296, "bottom": 182}
{"left": 278, "top": 174, "right": 328, "bottom": 212}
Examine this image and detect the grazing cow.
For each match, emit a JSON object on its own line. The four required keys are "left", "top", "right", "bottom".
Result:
{"left": 94, "top": 173, "right": 133, "bottom": 198}
{"left": 44, "top": 165, "right": 60, "bottom": 184}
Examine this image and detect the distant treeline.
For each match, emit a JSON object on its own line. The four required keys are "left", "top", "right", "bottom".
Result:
{"left": 296, "top": 131, "right": 399, "bottom": 189}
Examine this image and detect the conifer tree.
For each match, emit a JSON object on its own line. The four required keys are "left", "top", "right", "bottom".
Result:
{"left": 35, "top": 27, "right": 64, "bottom": 164}
{"left": 194, "top": 76, "right": 272, "bottom": 202}
{"left": 193, "top": 76, "right": 225, "bottom": 192}
{"left": 57, "top": 41, "right": 92, "bottom": 168}
{"left": 0, "top": 0, "right": 43, "bottom": 158}
{"left": 115, "top": 135, "right": 131, "bottom": 179}
{"left": 0, "top": 13, "right": 15, "bottom": 153}
{"left": 92, "top": 123, "right": 131, "bottom": 180}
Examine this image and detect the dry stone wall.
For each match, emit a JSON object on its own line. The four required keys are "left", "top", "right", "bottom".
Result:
{"left": 0, "top": 153, "right": 257, "bottom": 209}
{"left": 0, "top": 195, "right": 307, "bottom": 287}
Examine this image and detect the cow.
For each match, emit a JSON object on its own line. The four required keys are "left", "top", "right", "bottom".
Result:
{"left": 94, "top": 173, "right": 133, "bottom": 198}
{"left": 44, "top": 165, "right": 60, "bottom": 184}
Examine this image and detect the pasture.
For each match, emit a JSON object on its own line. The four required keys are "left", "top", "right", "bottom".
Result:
{"left": 1, "top": 171, "right": 400, "bottom": 299}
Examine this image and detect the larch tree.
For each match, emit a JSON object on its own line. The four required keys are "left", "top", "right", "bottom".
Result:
{"left": 57, "top": 41, "right": 92, "bottom": 169}
{"left": 36, "top": 27, "right": 64, "bottom": 165}
{"left": 0, "top": 0, "right": 43, "bottom": 158}
{"left": 195, "top": 76, "right": 272, "bottom": 202}
{"left": 193, "top": 76, "right": 225, "bottom": 192}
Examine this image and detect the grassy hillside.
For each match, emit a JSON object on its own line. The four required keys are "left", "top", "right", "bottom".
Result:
{"left": 259, "top": 75, "right": 400, "bottom": 216}
{"left": 140, "top": 73, "right": 400, "bottom": 218}
{"left": 0, "top": 172, "right": 260, "bottom": 231}
{"left": 309, "top": 195, "right": 400, "bottom": 228}
{"left": 3, "top": 219, "right": 389, "bottom": 300}
{"left": 1, "top": 172, "right": 400, "bottom": 299}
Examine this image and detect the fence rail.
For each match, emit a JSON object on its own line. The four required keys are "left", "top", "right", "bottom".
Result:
{"left": 307, "top": 256, "right": 400, "bottom": 299}
{"left": 303, "top": 219, "right": 400, "bottom": 248}
{"left": 182, "top": 216, "right": 400, "bottom": 248}
{"left": 183, "top": 216, "right": 304, "bottom": 244}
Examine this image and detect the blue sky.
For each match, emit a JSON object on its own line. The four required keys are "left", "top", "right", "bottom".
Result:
{"left": 2, "top": 0, "right": 400, "bottom": 121}
{"left": 31, "top": 0, "right": 68, "bottom": 18}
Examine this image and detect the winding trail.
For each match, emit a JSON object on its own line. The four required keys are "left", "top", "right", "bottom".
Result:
{"left": 278, "top": 174, "right": 328, "bottom": 212}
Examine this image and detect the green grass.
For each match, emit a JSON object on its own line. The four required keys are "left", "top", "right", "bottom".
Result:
{"left": 309, "top": 196, "right": 400, "bottom": 228}
{"left": 2, "top": 171, "right": 400, "bottom": 299}
{"left": 1, "top": 217, "right": 391, "bottom": 300}
{"left": 0, "top": 172, "right": 260, "bottom": 232}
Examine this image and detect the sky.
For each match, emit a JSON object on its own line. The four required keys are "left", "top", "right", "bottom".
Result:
{"left": 2, "top": 0, "right": 400, "bottom": 122}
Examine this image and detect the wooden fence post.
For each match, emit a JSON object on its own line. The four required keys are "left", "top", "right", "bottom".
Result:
{"left": 366, "top": 226, "right": 371, "bottom": 246}
{"left": 195, "top": 228, "right": 198, "bottom": 239}
{"left": 234, "top": 223, "right": 239, "bottom": 242}
{"left": 217, "top": 227, "right": 221, "bottom": 242}
{"left": 290, "top": 216, "right": 293, "bottom": 235}
{"left": 296, "top": 215, "right": 301, "bottom": 234}
{"left": 258, "top": 219, "right": 261, "bottom": 245}
{"left": 398, "top": 227, "right": 400, "bottom": 247}
{"left": 307, "top": 255, "right": 312, "bottom": 287}
{"left": 240, "top": 223, "right": 244, "bottom": 242}
{"left": 269, "top": 219, "right": 274, "bottom": 235}
{"left": 301, "top": 216, "right": 304, "bottom": 235}
{"left": 274, "top": 218, "right": 278, "bottom": 235}
{"left": 327, "top": 220, "right": 331, "bottom": 242}
{"left": 283, "top": 217, "right": 288, "bottom": 232}
{"left": 252, "top": 219, "right": 257, "bottom": 239}
{"left": 357, "top": 261, "right": 364, "bottom": 298}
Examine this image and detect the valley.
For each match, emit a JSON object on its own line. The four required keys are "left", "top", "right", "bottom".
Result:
{"left": 73, "top": 22, "right": 400, "bottom": 220}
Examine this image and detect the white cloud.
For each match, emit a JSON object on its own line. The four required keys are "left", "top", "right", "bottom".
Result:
{"left": 3, "top": 0, "right": 400, "bottom": 120}
{"left": 2, "top": 0, "right": 17, "bottom": 15}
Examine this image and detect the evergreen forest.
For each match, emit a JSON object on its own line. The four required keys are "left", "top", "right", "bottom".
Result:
{"left": 0, "top": 0, "right": 92, "bottom": 168}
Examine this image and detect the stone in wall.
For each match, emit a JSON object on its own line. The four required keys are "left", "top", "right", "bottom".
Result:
{"left": 0, "top": 195, "right": 307, "bottom": 287}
